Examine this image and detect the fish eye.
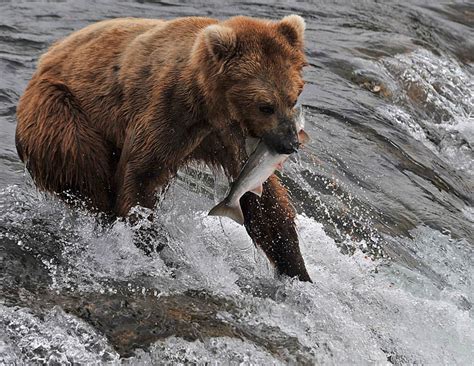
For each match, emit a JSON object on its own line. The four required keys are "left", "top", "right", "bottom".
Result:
{"left": 259, "top": 105, "right": 275, "bottom": 115}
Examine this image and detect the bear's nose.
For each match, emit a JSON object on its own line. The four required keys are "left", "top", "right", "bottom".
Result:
{"left": 278, "top": 138, "right": 300, "bottom": 155}
{"left": 263, "top": 131, "right": 300, "bottom": 155}
{"left": 282, "top": 142, "right": 299, "bottom": 154}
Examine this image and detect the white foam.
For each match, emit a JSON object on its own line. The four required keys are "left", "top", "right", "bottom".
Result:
{"left": 124, "top": 336, "right": 281, "bottom": 365}
{"left": 380, "top": 49, "right": 474, "bottom": 174}
{"left": 0, "top": 305, "right": 118, "bottom": 364}
{"left": 1, "top": 184, "right": 473, "bottom": 363}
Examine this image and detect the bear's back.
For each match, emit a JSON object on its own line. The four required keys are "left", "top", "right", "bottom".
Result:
{"left": 37, "top": 18, "right": 165, "bottom": 77}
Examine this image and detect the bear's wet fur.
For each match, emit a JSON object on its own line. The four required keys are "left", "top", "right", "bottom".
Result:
{"left": 16, "top": 15, "right": 311, "bottom": 281}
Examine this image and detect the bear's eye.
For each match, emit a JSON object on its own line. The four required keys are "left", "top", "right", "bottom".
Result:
{"left": 259, "top": 105, "right": 275, "bottom": 115}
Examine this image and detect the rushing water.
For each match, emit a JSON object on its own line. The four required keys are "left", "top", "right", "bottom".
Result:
{"left": 0, "top": 0, "right": 473, "bottom": 364}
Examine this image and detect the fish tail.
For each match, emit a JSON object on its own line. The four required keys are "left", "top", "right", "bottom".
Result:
{"left": 208, "top": 200, "right": 245, "bottom": 225}
{"left": 298, "top": 129, "right": 310, "bottom": 144}
{"left": 250, "top": 184, "right": 263, "bottom": 197}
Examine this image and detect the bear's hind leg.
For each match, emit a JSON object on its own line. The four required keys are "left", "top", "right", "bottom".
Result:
{"left": 16, "top": 77, "right": 114, "bottom": 213}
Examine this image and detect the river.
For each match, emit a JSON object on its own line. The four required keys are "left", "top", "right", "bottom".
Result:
{"left": 1, "top": 0, "right": 473, "bottom": 364}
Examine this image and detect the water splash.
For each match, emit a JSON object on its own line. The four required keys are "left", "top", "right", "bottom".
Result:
{"left": 1, "top": 183, "right": 472, "bottom": 363}
{"left": 381, "top": 49, "right": 474, "bottom": 174}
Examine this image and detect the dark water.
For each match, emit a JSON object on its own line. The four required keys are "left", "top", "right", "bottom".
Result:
{"left": 1, "top": 0, "right": 473, "bottom": 364}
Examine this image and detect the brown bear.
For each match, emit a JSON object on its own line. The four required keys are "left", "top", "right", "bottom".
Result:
{"left": 15, "top": 15, "right": 311, "bottom": 281}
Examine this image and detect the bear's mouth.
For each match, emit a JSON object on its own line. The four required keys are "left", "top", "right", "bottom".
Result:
{"left": 263, "top": 130, "right": 300, "bottom": 155}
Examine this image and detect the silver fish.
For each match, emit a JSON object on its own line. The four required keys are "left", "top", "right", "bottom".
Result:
{"left": 208, "top": 128, "right": 310, "bottom": 225}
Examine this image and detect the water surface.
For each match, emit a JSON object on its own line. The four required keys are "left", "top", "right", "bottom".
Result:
{"left": 1, "top": 0, "right": 473, "bottom": 364}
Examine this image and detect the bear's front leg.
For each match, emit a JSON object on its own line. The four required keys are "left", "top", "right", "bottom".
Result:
{"left": 114, "top": 121, "right": 214, "bottom": 217}
{"left": 240, "top": 174, "right": 312, "bottom": 282}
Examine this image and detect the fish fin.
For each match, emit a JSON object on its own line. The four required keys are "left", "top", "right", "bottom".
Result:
{"left": 208, "top": 201, "right": 245, "bottom": 225}
{"left": 250, "top": 184, "right": 263, "bottom": 197}
{"left": 298, "top": 129, "right": 310, "bottom": 145}
{"left": 275, "top": 159, "right": 286, "bottom": 172}
{"left": 245, "top": 137, "right": 260, "bottom": 155}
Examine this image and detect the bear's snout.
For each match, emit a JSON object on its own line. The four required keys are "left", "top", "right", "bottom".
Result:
{"left": 263, "top": 120, "right": 300, "bottom": 155}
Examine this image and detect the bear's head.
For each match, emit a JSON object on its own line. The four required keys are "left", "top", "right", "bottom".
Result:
{"left": 195, "top": 15, "right": 307, "bottom": 154}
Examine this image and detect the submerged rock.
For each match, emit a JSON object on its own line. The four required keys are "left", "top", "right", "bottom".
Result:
{"left": 1, "top": 286, "right": 313, "bottom": 363}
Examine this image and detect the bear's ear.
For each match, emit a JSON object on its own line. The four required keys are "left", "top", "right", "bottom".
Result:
{"left": 203, "top": 24, "right": 236, "bottom": 63}
{"left": 276, "top": 14, "right": 305, "bottom": 50}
